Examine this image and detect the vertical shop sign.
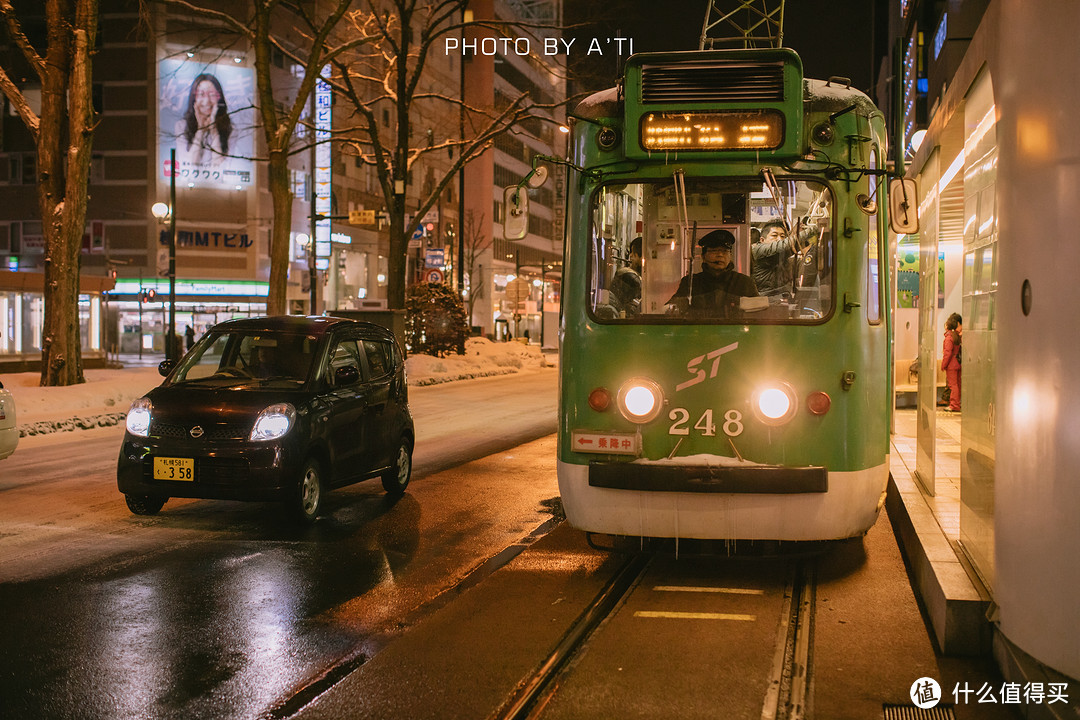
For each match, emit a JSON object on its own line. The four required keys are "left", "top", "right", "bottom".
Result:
{"left": 314, "top": 69, "right": 332, "bottom": 271}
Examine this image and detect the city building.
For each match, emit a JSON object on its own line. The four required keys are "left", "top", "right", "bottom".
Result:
{"left": 0, "top": 0, "right": 567, "bottom": 371}
{"left": 462, "top": 0, "right": 566, "bottom": 344}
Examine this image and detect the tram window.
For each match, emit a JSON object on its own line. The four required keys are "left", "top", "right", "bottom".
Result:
{"left": 587, "top": 176, "right": 834, "bottom": 323}
{"left": 867, "top": 149, "right": 883, "bottom": 325}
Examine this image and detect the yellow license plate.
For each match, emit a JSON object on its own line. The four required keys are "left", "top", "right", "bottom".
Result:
{"left": 154, "top": 457, "right": 194, "bottom": 481}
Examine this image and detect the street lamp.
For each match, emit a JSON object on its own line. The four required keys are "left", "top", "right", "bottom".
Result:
{"left": 151, "top": 147, "right": 178, "bottom": 362}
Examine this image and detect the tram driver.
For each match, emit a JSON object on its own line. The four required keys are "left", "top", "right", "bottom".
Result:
{"left": 666, "top": 229, "right": 758, "bottom": 318}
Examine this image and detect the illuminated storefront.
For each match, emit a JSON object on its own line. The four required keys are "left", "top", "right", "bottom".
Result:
{"left": 109, "top": 278, "right": 268, "bottom": 353}
{"left": 0, "top": 270, "right": 113, "bottom": 369}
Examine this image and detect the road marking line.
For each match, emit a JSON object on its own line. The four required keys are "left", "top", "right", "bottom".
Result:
{"left": 653, "top": 585, "right": 764, "bottom": 595}
{"left": 634, "top": 611, "right": 756, "bottom": 621}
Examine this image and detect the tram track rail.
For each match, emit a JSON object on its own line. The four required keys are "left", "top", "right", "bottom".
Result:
{"left": 490, "top": 552, "right": 654, "bottom": 720}
{"left": 762, "top": 563, "right": 816, "bottom": 720}
{"left": 491, "top": 550, "right": 819, "bottom": 720}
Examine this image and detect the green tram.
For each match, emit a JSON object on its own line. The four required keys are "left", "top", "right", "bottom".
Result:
{"left": 551, "top": 49, "right": 916, "bottom": 541}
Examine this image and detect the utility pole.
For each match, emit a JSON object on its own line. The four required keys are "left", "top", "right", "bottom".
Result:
{"left": 167, "top": 148, "right": 177, "bottom": 362}
{"left": 457, "top": 7, "right": 469, "bottom": 296}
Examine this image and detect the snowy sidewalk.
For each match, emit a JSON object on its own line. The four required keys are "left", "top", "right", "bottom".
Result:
{"left": 4, "top": 337, "right": 554, "bottom": 438}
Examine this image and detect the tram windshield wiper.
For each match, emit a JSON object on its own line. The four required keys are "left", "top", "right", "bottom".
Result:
{"left": 761, "top": 168, "right": 788, "bottom": 229}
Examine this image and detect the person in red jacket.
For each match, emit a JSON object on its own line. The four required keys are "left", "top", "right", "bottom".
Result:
{"left": 941, "top": 313, "right": 962, "bottom": 412}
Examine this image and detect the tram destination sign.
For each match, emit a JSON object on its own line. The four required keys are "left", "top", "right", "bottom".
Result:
{"left": 641, "top": 110, "right": 784, "bottom": 152}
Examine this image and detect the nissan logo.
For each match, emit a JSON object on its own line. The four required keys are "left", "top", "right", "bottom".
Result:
{"left": 189, "top": 426, "right": 205, "bottom": 438}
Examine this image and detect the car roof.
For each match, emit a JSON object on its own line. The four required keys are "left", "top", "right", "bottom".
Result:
{"left": 211, "top": 315, "right": 394, "bottom": 340}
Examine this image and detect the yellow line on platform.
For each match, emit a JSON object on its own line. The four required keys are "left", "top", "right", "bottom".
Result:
{"left": 653, "top": 585, "right": 764, "bottom": 595}
{"left": 634, "top": 611, "right": 756, "bottom": 621}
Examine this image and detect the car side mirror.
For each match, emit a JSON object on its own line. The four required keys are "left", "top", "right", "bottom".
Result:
{"left": 334, "top": 365, "right": 360, "bottom": 386}
{"left": 888, "top": 178, "right": 920, "bottom": 234}
{"left": 158, "top": 359, "right": 175, "bottom": 377}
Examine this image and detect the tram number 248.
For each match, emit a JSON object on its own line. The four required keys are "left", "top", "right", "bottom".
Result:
{"left": 668, "top": 408, "right": 744, "bottom": 438}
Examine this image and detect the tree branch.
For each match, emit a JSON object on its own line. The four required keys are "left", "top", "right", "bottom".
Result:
{"left": 0, "top": 0, "right": 46, "bottom": 80}
{"left": 0, "top": 67, "right": 39, "bottom": 138}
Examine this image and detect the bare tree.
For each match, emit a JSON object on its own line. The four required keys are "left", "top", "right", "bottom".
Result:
{"left": 330, "top": 0, "right": 569, "bottom": 310}
{"left": 156, "top": 0, "right": 569, "bottom": 313}
{"left": 460, "top": 209, "right": 489, "bottom": 323}
{"left": 156, "top": 0, "right": 372, "bottom": 315}
{"left": 0, "top": 0, "right": 99, "bottom": 386}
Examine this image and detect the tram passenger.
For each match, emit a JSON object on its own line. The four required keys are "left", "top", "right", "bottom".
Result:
{"left": 609, "top": 236, "right": 643, "bottom": 316}
{"left": 666, "top": 229, "right": 758, "bottom": 318}
{"left": 941, "top": 313, "right": 962, "bottom": 412}
{"left": 751, "top": 219, "right": 818, "bottom": 296}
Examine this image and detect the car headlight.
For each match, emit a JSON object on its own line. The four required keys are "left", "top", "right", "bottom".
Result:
{"left": 753, "top": 383, "right": 797, "bottom": 425}
{"left": 617, "top": 377, "right": 664, "bottom": 424}
{"left": 250, "top": 403, "right": 296, "bottom": 442}
{"left": 126, "top": 397, "right": 152, "bottom": 437}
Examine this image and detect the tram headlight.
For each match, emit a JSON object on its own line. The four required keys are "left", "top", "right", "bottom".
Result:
{"left": 753, "top": 383, "right": 797, "bottom": 426}
{"left": 617, "top": 377, "right": 664, "bottom": 424}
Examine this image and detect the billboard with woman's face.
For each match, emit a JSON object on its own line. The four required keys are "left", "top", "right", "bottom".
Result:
{"left": 158, "top": 54, "right": 256, "bottom": 188}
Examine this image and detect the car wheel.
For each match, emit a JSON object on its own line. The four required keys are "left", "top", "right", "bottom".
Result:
{"left": 292, "top": 457, "right": 323, "bottom": 523}
{"left": 381, "top": 437, "right": 412, "bottom": 496}
{"left": 125, "top": 494, "right": 167, "bottom": 515}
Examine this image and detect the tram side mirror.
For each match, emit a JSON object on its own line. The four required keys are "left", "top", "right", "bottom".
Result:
{"left": 888, "top": 178, "right": 920, "bottom": 234}
{"left": 503, "top": 185, "right": 529, "bottom": 240}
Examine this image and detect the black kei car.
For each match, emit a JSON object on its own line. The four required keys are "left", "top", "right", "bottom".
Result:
{"left": 117, "top": 316, "right": 414, "bottom": 522}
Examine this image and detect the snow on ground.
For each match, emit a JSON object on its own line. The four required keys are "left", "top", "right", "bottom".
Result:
{"left": 3, "top": 337, "right": 553, "bottom": 437}
{"left": 407, "top": 337, "right": 549, "bottom": 386}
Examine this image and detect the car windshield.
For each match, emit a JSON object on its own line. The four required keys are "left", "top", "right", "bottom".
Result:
{"left": 588, "top": 173, "right": 834, "bottom": 323}
{"left": 171, "top": 331, "right": 319, "bottom": 387}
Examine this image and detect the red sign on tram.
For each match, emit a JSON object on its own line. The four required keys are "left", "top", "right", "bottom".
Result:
{"left": 571, "top": 431, "right": 640, "bottom": 455}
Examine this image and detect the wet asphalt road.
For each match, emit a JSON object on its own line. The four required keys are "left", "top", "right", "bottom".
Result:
{"left": 0, "top": 366, "right": 1017, "bottom": 720}
{"left": 0, "top": 370, "right": 559, "bottom": 720}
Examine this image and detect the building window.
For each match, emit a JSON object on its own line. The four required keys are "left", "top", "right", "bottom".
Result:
{"left": 21, "top": 154, "right": 35, "bottom": 185}
{"left": 933, "top": 13, "right": 947, "bottom": 61}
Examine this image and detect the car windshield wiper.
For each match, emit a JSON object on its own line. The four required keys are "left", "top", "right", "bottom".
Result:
{"left": 256, "top": 375, "right": 305, "bottom": 384}
{"left": 174, "top": 375, "right": 244, "bottom": 386}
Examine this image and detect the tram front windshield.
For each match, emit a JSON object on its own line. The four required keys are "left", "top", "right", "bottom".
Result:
{"left": 588, "top": 175, "right": 833, "bottom": 323}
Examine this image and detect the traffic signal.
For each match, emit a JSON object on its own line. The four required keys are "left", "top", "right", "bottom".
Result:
{"left": 141, "top": 288, "right": 156, "bottom": 302}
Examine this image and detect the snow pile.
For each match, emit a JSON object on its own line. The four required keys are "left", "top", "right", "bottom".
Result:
{"left": 8, "top": 368, "right": 162, "bottom": 436}
{"left": 406, "top": 337, "right": 549, "bottom": 386}
{"left": 4, "top": 338, "right": 553, "bottom": 438}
